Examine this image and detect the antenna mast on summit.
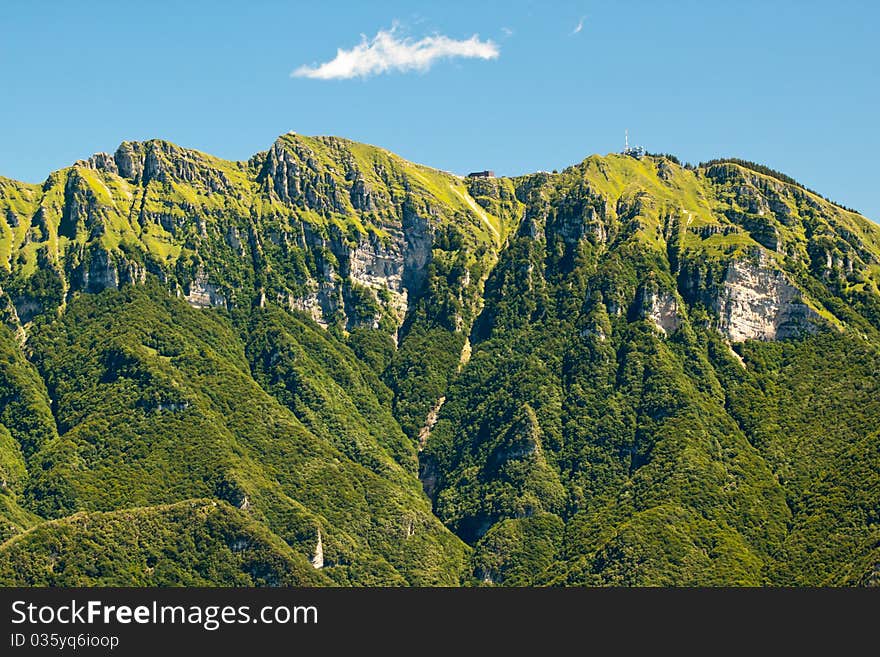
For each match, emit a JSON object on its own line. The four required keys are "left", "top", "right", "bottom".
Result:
{"left": 622, "top": 129, "right": 645, "bottom": 159}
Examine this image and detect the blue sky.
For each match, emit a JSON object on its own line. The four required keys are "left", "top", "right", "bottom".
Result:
{"left": 1, "top": 0, "right": 877, "bottom": 220}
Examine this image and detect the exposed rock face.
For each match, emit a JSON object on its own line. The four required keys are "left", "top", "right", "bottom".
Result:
{"left": 154, "top": 401, "right": 190, "bottom": 412}
{"left": 279, "top": 215, "right": 432, "bottom": 331}
{"left": 402, "top": 205, "right": 432, "bottom": 295}
{"left": 349, "top": 238, "right": 403, "bottom": 290}
{"left": 349, "top": 175, "right": 375, "bottom": 211}
{"left": 548, "top": 187, "right": 611, "bottom": 246}
{"left": 347, "top": 234, "right": 406, "bottom": 325}
{"left": 185, "top": 272, "right": 227, "bottom": 309}
{"left": 338, "top": 214, "right": 434, "bottom": 331}
{"left": 311, "top": 529, "right": 324, "bottom": 569}
{"left": 678, "top": 246, "right": 824, "bottom": 343}
{"left": 249, "top": 139, "right": 437, "bottom": 331}
{"left": 83, "top": 250, "right": 119, "bottom": 293}
{"left": 108, "top": 140, "right": 233, "bottom": 190}
{"left": 119, "top": 259, "right": 146, "bottom": 286}
{"left": 84, "top": 152, "right": 118, "bottom": 175}
{"left": 417, "top": 396, "right": 446, "bottom": 451}
{"left": 714, "top": 258, "right": 820, "bottom": 342}
{"left": 288, "top": 281, "right": 340, "bottom": 329}
{"left": 113, "top": 142, "right": 144, "bottom": 180}
{"left": 635, "top": 284, "right": 682, "bottom": 336}
{"left": 259, "top": 139, "right": 347, "bottom": 213}
{"left": 688, "top": 224, "right": 742, "bottom": 239}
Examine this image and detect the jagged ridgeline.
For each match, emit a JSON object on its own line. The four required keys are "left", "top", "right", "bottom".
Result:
{"left": 0, "top": 134, "right": 878, "bottom": 586}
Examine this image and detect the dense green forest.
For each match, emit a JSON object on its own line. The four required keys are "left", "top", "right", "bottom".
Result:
{"left": 0, "top": 134, "right": 878, "bottom": 585}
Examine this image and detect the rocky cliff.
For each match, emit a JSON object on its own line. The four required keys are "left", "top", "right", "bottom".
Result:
{"left": 4, "top": 137, "right": 877, "bottom": 347}
{"left": 0, "top": 134, "right": 513, "bottom": 344}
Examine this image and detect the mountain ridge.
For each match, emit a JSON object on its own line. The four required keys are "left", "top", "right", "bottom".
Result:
{"left": 4, "top": 133, "right": 878, "bottom": 339}
{"left": 1, "top": 133, "right": 878, "bottom": 586}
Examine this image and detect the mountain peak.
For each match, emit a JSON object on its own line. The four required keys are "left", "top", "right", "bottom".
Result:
{"left": 0, "top": 133, "right": 877, "bottom": 338}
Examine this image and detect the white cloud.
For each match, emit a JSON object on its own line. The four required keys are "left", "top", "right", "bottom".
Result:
{"left": 572, "top": 16, "right": 586, "bottom": 35}
{"left": 293, "top": 26, "right": 499, "bottom": 80}
{"left": 501, "top": 26, "right": 514, "bottom": 37}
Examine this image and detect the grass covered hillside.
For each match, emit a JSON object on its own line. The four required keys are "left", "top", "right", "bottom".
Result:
{"left": 7, "top": 284, "right": 468, "bottom": 585}
{"left": 424, "top": 154, "right": 880, "bottom": 585}
{"left": 1, "top": 136, "right": 878, "bottom": 586}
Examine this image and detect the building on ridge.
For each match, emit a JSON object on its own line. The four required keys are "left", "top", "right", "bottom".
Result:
{"left": 622, "top": 130, "right": 645, "bottom": 159}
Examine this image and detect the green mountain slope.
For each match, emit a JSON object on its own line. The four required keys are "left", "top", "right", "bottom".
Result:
{"left": 12, "top": 284, "right": 467, "bottom": 585}
{"left": 0, "top": 136, "right": 878, "bottom": 586}
{"left": 0, "top": 500, "right": 328, "bottom": 586}
{"left": 423, "top": 155, "right": 880, "bottom": 585}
